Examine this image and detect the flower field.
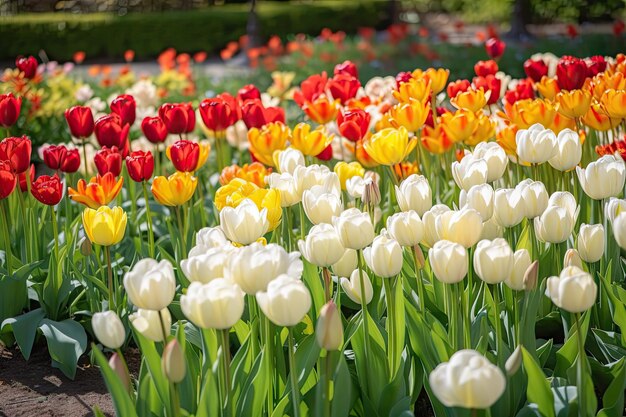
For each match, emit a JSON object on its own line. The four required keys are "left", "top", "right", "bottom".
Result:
{"left": 1, "top": 31, "right": 626, "bottom": 417}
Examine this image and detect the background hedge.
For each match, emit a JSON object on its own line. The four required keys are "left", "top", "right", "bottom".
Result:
{"left": 0, "top": 0, "right": 390, "bottom": 62}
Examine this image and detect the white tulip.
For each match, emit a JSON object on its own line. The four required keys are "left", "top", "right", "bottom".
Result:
{"left": 181, "top": 246, "right": 231, "bottom": 283}
{"left": 181, "top": 279, "right": 245, "bottom": 329}
{"left": 577, "top": 155, "right": 626, "bottom": 200}
{"left": 386, "top": 210, "right": 424, "bottom": 247}
{"left": 546, "top": 266, "right": 597, "bottom": 313}
{"left": 298, "top": 223, "right": 345, "bottom": 267}
{"left": 332, "top": 248, "right": 357, "bottom": 278}
{"left": 257, "top": 275, "right": 312, "bottom": 327}
{"left": 436, "top": 207, "right": 483, "bottom": 248}
{"left": 534, "top": 206, "right": 574, "bottom": 243}
{"left": 294, "top": 164, "right": 333, "bottom": 194}
{"left": 494, "top": 188, "right": 525, "bottom": 227}
{"left": 473, "top": 142, "right": 508, "bottom": 182}
{"left": 429, "top": 240, "right": 468, "bottom": 284}
{"left": 515, "top": 123, "right": 557, "bottom": 164}
{"left": 577, "top": 224, "right": 604, "bottom": 263}
{"left": 395, "top": 174, "right": 433, "bottom": 215}
{"left": 302, "top": 184, "right": 343, "bottom": 225}
{"left": 548, "top": 128, "right": 582, "bottom": 171}
{"left": 219, "top": 199, "right": 269, "bottom": 245}
{"left": 194, "top": 226, "right": 230, "bottom": 249}
{"left": 363, "top": 231, "right": 403, "bottom": 278}
{"left": 548, "top": 191, "right": 579, "bottom": 221}
{"left": 130, "top": 308, "right": 171, "bottom": 342}
{"left": 266, "top": 172, "right": 302, "bottom": 207}
{"left": 277, "top": 147, "right": 305, "bottom": 174}
{"left": 564, "top": 248, "right": 584, "bottom": 269}
{"left": 606, "top": 198, "right": 626, "bottom": 223}
{"left": 422, "top": 204, "right": 451, "bottom": 247}
{"left": 612, "top": 213, "right": 626, "bottom": 250}
{"left": 451, "top": 155, "right": 488, "bottom": 191}
{"left": 332, "top": 208, "right": 375, "bottom": 250}
{"left": 505, "top": 249, "right": 532, "bottom": 290}
{"left": 473, "top": 238, "right": 514, "bottom": 284}
{"left": 516, "top": 179, "right": 548, "bottom": 219}
{"left": 340, "top": 268, "right": 373, "bottom": 305}
{"left": 480, "top": 216, "right": 504, "bottom": 240}
{"left": 92, "top": 311, "right": 125, "bottom": 349}
{"left": 124, "top": 258, "right": 176, "bottom": 311}
{"left": 460, "top": 184, "right": 494, "bottom": 221}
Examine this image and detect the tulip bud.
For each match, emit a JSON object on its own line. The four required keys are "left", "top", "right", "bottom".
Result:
{"left": 577, "top": 224, "right": 604, "bottom": 263}
{"left": 316, "top": 301, "right": 343, "bottom": 351}
{"left": 429, "top": 240, "right": 468, "bottom": 284}
{"left": 123, "top": 258, "right": 176, "bottom": 311}
{"left": 534, "top": 205, "right": 574, "bottom": 243}
{"left": 523, "top": 260, "right": 539, "bottom": 291}
{"left": 563, "top": 248, "right": 583, "bottom": 269}
{"left": 298, "top": 224, "right": 346, "bottom": 267}
{"left": 516, "top": 179, "right": 548, "bottom": 219}
{"left": 576, "top": 155, "right": 626, "bottom": 200}
{"left": 340, "top": 269, "right": 374, "bottom": 305}
{"left": 451, "top": 155, "right": 488, "bottom": 191}
{"left": 472, "top": 142, "right": 508, "bottom": 183}
{"left": 504, "top": 249, "right": 531, "bottom": 291}
{"left": 363, "top": 231, "right": 403, "bottom": 278}
{"left": 332, "top": 208, "right": 375, "bottom": 250}
{"left": 473, "top": 238, "right": 514, "bottom": 284}
{"left": 505, "top": 346, "right": 523, "bottom": 376}
{"left": 256, "top": 275, "right": 312, "bottom": 327}
{"left": 79, "top": 236, "right": 92, "bottom": 257}
{"left": 460, "top": 184, "right": 494, "bottom": 221}
{"left": 515, "top": 124, "right": 557, "bottom": 165}
{"left": 332, "top": 248, "right": 357, "bottom": 278}
{"left": 181, "top": 279, "right": 245, "bottom": 329}
{"left": 494, "top": 188, "right": 525, "bottom": 228}
{"left": 130, "top": 308, "right": 171, "bottom": 342}
{"left": 546, "top": 266, "right": 597, "bottom": 313}
{"left": 414, "top": 245, "right": 426, "bottom": 269}
{"left": 109, "top": 353, "right": 131, "bottom": 393}
{"left": 548, "top": 129, "right": 582, "bottom": 172}
{"left": 162, "top": 340, "right": 186, "bottom": 383}
{"left": 386, "top": 211, "right": 425, "bottom": 247}
{"left": 219, "top": 199, "right": 270, "bottom": 245}
{"left": 92, "top": 311, "right": 125, "bottom": 349}
{"left": 395, "top": 174, "right": 433, "bottom": 216}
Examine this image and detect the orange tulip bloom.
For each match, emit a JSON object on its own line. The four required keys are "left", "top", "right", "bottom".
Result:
{"left": 465, "top": 114, "right": 496, "bottom": 146}
{"left": 389, "top": 98, "right": 429, "bottom": 132}
{"left": 302, "top": 95, "right": 339, "bottom": 124}
{"left": 151, "top": 171, "right": 197, "bottom": 207}
{"left": 496, "top": 125, "right": 519, "bottom": 159}
{"left": 248, "top": 122, "right": 291, "bottom": 167}
{"left": 394, "top": 161, "right": 419, "bottom": 179}
{"left": 556, "top": 89, "right": 592, "bottom": 119}
{"left": 393, "top": 77, "right": 431, "bottom": 103}
{"left": 290, "top": 123, "right": 333, "bottom": 156}
{"left": 516, "top": 98, "right": 556, "bottom": 129}
{"left": 68, "top": 172, "right": 123, "bottom": 209}
{"left": 354, "top": 138, "right": 379, "bottom": 168}
{"left": 451, "top": 88, "right": 490, "bottom": 113}
{"left": 421, "top": 124, "right": 453, "bottom": 154}
{"left": 219, "top": 162, "right": 271, "bottom": 188}
{"left": 536, "top": 76, "right": 560, "bottom": 100}
{"left": 551, "top": 112, "right": 576, "bottom": 134}
{"left": 582, "top": 102, "right": 620, "bottom": 131}
{"left": 600, "top": 89, "right": 626, "bottom": 119}
{"left": 421, "top": 68, "right": 450, "bottom": 94}
{"left": 440, "top": 109, "right": 478, "bottom": 143}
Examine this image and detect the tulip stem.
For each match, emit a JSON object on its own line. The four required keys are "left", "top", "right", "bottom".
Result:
{"left": 16, "top": 187, "right": 31, "bottom": 262}
{"left": 105, "top": 245, "right": 115, "bottom": 310}
{"left": 322, "top": 267, "right": 332, "bottom": 302}
{"left": 356, "top": 249, "right": 371, "bottom": 395}
{"left": 383, "top": 276, "right": 397, "bottom": 379}
{"left": 575, "top": 312, "right": 586, "bottom": 417}
{"left": 287, "top": 327, "right": 301, "bottom": 417}
{"left": 323, "top": 351, "right": 333, "bottom": 417}
{"left": 82, "top": 140, "right": 90, "bottom": 177}
{"left": 219, "top": 328, "right": 233, "bottom": 417}
{"left": 299, "top": 203, "right": 306, "bottom": 240}
{"left": 50, "top": 206, "right": 60, "bottom": 263}
{"left": 142, "top": 182, "right": 155, "bottom": 258}
{"left": 490, "top": 284, "right": 503, "bottom": 365}
{"left": 175, "top": 206, "right": 186, "bottom": 257}
{"left": 0, "top": 200, "right": 13, "bottom": 277}
{"left": 158, "top": 309, "right": 170, "bottom": 343}
{"left": 412, "top": 246, "right": 426, "bottom": 312}
{"left": 263, "top": 315, "right": 274, "bottom": 416}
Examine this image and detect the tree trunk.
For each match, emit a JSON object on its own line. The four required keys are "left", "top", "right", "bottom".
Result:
{"left": 506, "top": 0, "right": 533, "bottom": 40}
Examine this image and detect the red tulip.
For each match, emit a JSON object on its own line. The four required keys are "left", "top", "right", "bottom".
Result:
{"left": 327, "top": 73, "right": 361, "bottom": 104}
{"left": 15, "top": 56, "right": 38, "bottom": 79}
{"left": 586, "top": 56, "right": 607, "bottom": 77}
{"left": 125, "top": 150, "right": 154, "bottom": 182}
{"left": 316, "top": 144, "right": 333, "bottom": 161}
{"left": 159, "top": 103, "right": 196, "bottom": 135}
{"left": 94, "top": 146, "right": 123, "bottom": 176}
{"left": 515, "top": 79, "right": 535, "bottom": 100}
{"left": 337, "top": 109, "right": 370, "bottom": 142}
{"left": 0, "top": 161, "right": 16, "bottom": 199}
{"left": 523, "top": 58, "right": 549, "bottom": 82}
{"left": 474, "top": 60, "right": 498, "bottom": 77}
{"left": 65, "top": 106, "right": 95, "bottom": 138}
{"left": 31, "top": 174, "right": 63, "bottom": 206}
{"left": 447, "top": 79, "right": 471, "bottom": 99}
{"left": 43, "top": 144, "right": 81, "bottom": 173}
{"left": 199, "top": 96, "right": 238, "bottom": 132}
{"left": 485, "top": 38, "right": 505, "bottom": 59}
{"left": 168, "top": 140, "right": 199, "bottom": 172}
{"left": 141, "top": 116, "right": 168, "bottom": 143}
{"left": 237, "top": 84, "right": 261, "bottom": 103}
{"left": 241, "top": 99, "right": 285, "bottom": 129}
{"left": 94, "top": 114, "right": 130, "bottom": 153}
{"left": 0, "top": 93, "right": 22, "bottom": 128}
{"left": 110, "top": 94, "right": 137, "bottom": 127}
{"left": 0, "top": 136, "right": 31, "bottom": 174}
{"left": 556, "top": 57, "right": 587, "bottom": 91}
{"left": 614, "top": 20, "right": 625, "bottom": 37}
{"left": 472, "top": 75, "right": 501, "bottom": 105}
{"left": 18, "top": 164, "right": 34, "bottom": 192}
{"left": 293, "top": 72, "right": 328, "bottom": 107}
{"left": 395, "top": 72, "right": 413, "bottom": 88}
{"left": 334, "top": 60, "right": 358, "bottom": 79}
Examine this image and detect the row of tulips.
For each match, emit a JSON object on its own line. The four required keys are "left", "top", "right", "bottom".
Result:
{"left": 1, "top": 50, "right": 626, "bottom": 417}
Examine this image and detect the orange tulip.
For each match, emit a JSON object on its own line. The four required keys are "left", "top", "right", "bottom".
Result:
{"left": 465, "top": 114, "right": 496, "bottom": 146}
{"left": 600, "top": 89, "right": 626, "bottom": 119}
{"left": 421, "top": 124, "right": 454, "bottom": 154}
{"left": 536, "top": 76, "right": 560, "bottom": 100}
{"left": 394, "top": 161, "right": 419, "bottom": 179}
{"left": 151, "top": 172, "right": 197, "bottom": 206}
{"left": 422, "top": 68, "right": 450, "bottom": 94}
{"left": 516, "top": 98, "right": 556, "bottom": 128}
{"left": 290, "top": 123, "right": 333, "bottom": 156}
{"left": 496, "top": 125, "right": 519, "bottom": 159}
{"left": 248, "top": 122, "right": 291, "bottom": 166}
{"left": 302, "top": 95, "right": 339, "bottom": 124}
{"left": 68, "top": 172, "right": 123, "bottom": 209}
{"left": 389, "top": 98, "right": 430, "bottom": 132}
{"left": 582, "top": 102, "right": 619, "bottom": 131}
{"left": 556, "top": 89, "right": 592, "bottom": 119}
{"left": 354, "top": 138, "right": 379, "bottom": 168}
{"left": 393, "top": 77, "right": 431, "bottom": 103}
{"left": 551, "top": 112, "right": 576, "bottom": 134}
{"left": 451, "top": 88, "right": 490, "bottom": 112}
{"left": 219, "top": 162, "right": 271, "bottom": 188}
{"left": 440, "top": 109, "right": 478, "bottom": 143}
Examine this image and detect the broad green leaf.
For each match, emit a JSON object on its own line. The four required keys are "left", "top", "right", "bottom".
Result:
{"left": 195, "top": 364, "right": 220, "bottom": 417}
{"left": 555, "top": 312, "right": 590, "bottom": 378}
{"left": 522, "top": 346, "right": 556, "bottom": 417}
{"left": 235, "top": 349, "right": 268, "bottom": 417}
{"left": 597, "top": 358, "right": 626, "bottom": 417}
{"left": 1, "top": 307, "right": 44, "bottom": 360}
{"left": 39, "top": 318, "right": 87, "bottom": 379}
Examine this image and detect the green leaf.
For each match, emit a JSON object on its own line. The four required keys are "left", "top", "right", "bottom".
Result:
{"left": 597, "top": 358, "right": 626, "bottom": 417}
{"left": 282, "top": 334, "right": 321, "bottom": 397}
{"left": 195, "top": 363, "right": 220, "bottom": 417}
{"left": 136, "top": 364, "right": 164, "bottom": 417}
{"left": 235, "top": 349, "right": 268, "bottom": 417}
{"left": 1, "top": 307, "right": 45, "bottom": 360}
{"left": 132, "top": 328, "right": 170, "bottom": 406}
{"left": 555, "top": 312, "right": 590, "bottom": 378}
{"left": 92, "top": 345, "right": 139, "bottom": 417}
{"left": 39, "top": 318, "right": 87, "bottom": 379}
{"left": 522, "top": 346, "right": 556, "bottom": 417}
{"left": 331, "top": 354, "right": 354, "bottom": 417}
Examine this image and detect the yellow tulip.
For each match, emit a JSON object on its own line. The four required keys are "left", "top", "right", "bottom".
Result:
{"left": 451, "top": 88, "right": 489, "bottom": 113}
{"left": 363, "top": 126, "right": 417, "bottom": 166}
{"left": 422, "top": 68, "right": 450, "bottom": 94}
{"left": 600, "top": 89, "right": 626, "bottom": 119}
{"left": 440, "top": 110, "right": 478, "bottom": 143}
{"left": 536, "top": 76, "right": 560, "bottom": 100}
{"left": 551, "top": 112, "right": 576, "bottom": 134}
{"left": 582, "top": 102, "right": 619, "bottom": 131}
{"left": 82, "top": 206, "right": 127, "bottom": 246}
{"left": 195, "top": 140, "right": 211, "bottom": 171}
{"left": 151, "top": 171, "right": 197, "bottom": 206}
{"left": 290, "top": 123, "right": 333, "bottom": 156}
{"left": 465, "top": 114, "right": 495, "bottom": 146}
{"left": 517, "top": 98, "right": 556, "bottom": 128}
{"left": 496, "top": 125, "right": 519, "bottom": 159}
{"left": 393, "top": 77, "right": 431, "bottom": 103}
{"left": 334, "top": 161, "right": 365, "bottom": 190}
{"left": 248, "top": 122, "right": 290, "bottom": 167}
{"left": 354, "top": 138, "right": 380, "bottom": 168}
{"left": 556, "top": 89, "right": 592, "bottom": 119}
{"left": 249, "top": 188, "right": 282, "bottom": 231}
{"left": 389, "top": 98, "right": 429, "bottom": 132}
{"left": 421, "top": 124, "right": 453, "bottom": 154}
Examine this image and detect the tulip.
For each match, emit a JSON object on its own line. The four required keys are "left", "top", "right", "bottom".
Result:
{"left": 386, "top": 210, "right": 424, "bottom": 247}
{"left": 43, "top": 145, "right": 81, "bottom": 173}
{"left": 447, "top": 79, "right": 471, "bottom": 99}
{"left": 436, "top": 208, "right": 483, "bottom": 248}
{"left": 332, "top": 248, "right": 357, "bottom": 278}
{"left": 556, "top": 89, "right": 591, "bottom": 119}
{"left": 0, "top": 161, "right": 16, "bottom": 199}
{"left": 275, "top": 147, "right": 305, "bottom": 174}
{"left": 298, "top": 223, "right": 345, "bottom": 267}
{"left": 199, "top": 96, "right": 238, "bottom": 133}
{"left": 600, "top": 89, "right": 626, "bottom": 119}
{"left": 548, "top": 129, "right": 581, "bottom": 172}
{"left": 166, "top": 140, "right": 199, "bottom": 173}
{"left": 110, "top": 94, "right": 136, "bottom": 127}
{"left": 18, "top": 164, "right": 34, "bottom": 193}
{"left": 266, "top": 172, "right": 301, "bottom": 207}
{"left": 474, "top": 60, "right": 498, "bottom": 77}
{"left": 15, "top": 55, "right": 38, "bottom": 79}
{"left": 151, "top": 171, "right": 197, "bottom": 206}
{"left": 606, "top": 198, "right": 626, "bottom": 223}
{"left": 535, "top": 76, "right": 560, "bottom": 100}
{"left": 181, "top": 279, "right": 245, "bottom": 329}
{"left": 341, "top": 268, "right": 373, "bottom": 305}
{"left": 69, "top": 173, "right": 124, "bottom": 208}
{"left": 504, "top": 249, "right": 532, "bottom": 291}
{"left": 394, "top": 77, "right": 431, "bottom": 103}
{"left": 125, "top": 150, "right": 154, "bottom": 182}
{"left": 577, "top": 224, "right": 604, "bottom": 263}
{"left": 515, "top": 179, "right": 548, "bottom": 219}
{"left": 337, "top": 109, "right": 370, "bottom": 142}
{"left": 82, "top": 206, "right": 127, "bottom": 246}
{"left": 94, "top": 146, "right": 123, "bottom": 177}
{"left": 130, "top": 308, "right": 171, "bottom": 342}
{"left": 109, "top": 353, "right": 131, "bottom": 393}
{"left": 390, "top": 99, "right": 429, "bottom": 132}
{"left": 237, "top": 84, "right": 261, "bottom": 102}
{"left": 302, "top": 184, "right": 343, "bottom": 225}
{"left": 577, "top": 155, "right": 626, "bottom": 200}
{"left": 0, "top": 136, "right": 31, "bottom": 174}
{"left": 363, "top": 126, "right": 416, "bottom": 166}
{"left": 564, "top": 248, "right": 583, "bottom": 269}
{"left": 440, "top": 110, "right": 478, "bottom": 143}
{"left": 248, "top": 121, "right": 290, "bottom": 167}
{"left": 219, "top": 199, "right": 269, "bottom": 245}
{"left": 334, "top": 60, "right": 358, "bottom": 78}
{"left": 257, "top": 275, "right": 312, "bottom": 327}
{"left": 451, "top": 155, "right": 488, "bottom": 191}
{"left": 472, "top": 142, "right": 508, "bottom": 183}
{"left": 159, "top": 102, "right": 196, "bottom": 134}
{"left": 429, "top": 240, "right": 468, "bottom": 284}
{"left": 92, "top": 311, "right": 125, "bottom": 349}
{"left": 290, "top": 123, "right": 333, "bottom": 157}
{"left": 182, "top": 246, "right": 231, "bottom": 283}
{"left": 302, "top": 95, "right": 339, "bottom": 125}
{"left": 485, "top": 37, "right": 505, "bottom": 59}
{"left": 421, "top": 204, "right": 451, "bottom": 247}
{"left": 224, "top": 242, "right": 303, "bottom": 294}
{"left": 0, "top": 93, "right": 21, "bottom": 128}
{"left": 141, "top": 116, "right": 168, "bottom": 144}
{"left": 161, "top": 340, "right": 186, "bottom": 385}
{"left": 546, "top": 266, "right": 597, "bottom": 313}
{"left": 493, "top": 188, "right": 525, "bottom": 228}
{"left": 515, "top": 124, "right": 557, "bottom": 164}
{"left": 194, "top": 226, "right": 231, "bottom": 250}
{"left": 534, "top": 205, "right": 574, "bottom": 243}
{"left": 334, "top": 161, "right": 364, "bottom": 191}
{"left": 523, "top": 58, "right": 549, "bottom": 82}
{"left": 332, "top": 208, "right": 375, "bottom": 250}
{"left": 460, "top": 184, "right": 494, "bottom": 221}
{"left": 94, "top": 114, "right": 129, "bottom": 154}
{"left": 363, "top": 231, "right": 403, "bottom": 278}
{"left": 124, "top": 258, "right": 175, "bottom": 310}
{"left": 65, "top": 106, "right": 95, "bottom": 139}
{"left": 613, "top": 213, "right": 626, "bottom": 250}
{"left": 429, "top": 349, "right": 506, "bottom": 409}
{"left": 451, "top": 88, "right": 489, "bottom": 113}
{"left": 327, "top": 73, "right": 360, "bottom": 104}
{"left": 556, "top": 57, "right": 587, "bottom": 91}
{"left": 31, "top": 174, "right": 63, "bottom": 206}
{"left": 473, "top": 75, "right": 501, "bottom": 105}
{"left": 473, "top": 238, "right": 514, "bottom": 284}
{"left": 395, "top": 174, "right": 432, "bottom": 216}
{"left": 316, "top": 301, "right": 343, "bottom": 351}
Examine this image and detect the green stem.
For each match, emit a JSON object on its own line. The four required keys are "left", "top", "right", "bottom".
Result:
{"left": 287, "top": 327, "right": 301, "bottom": 417}
{"left": 220, "top": 328, "right": 233, "bottom": 417}
{"left": 0, "top": 200, "right": 13, "bottom": 277}
{"left": 323, "top": 351, "right": 332, "bottom": 417}
{"left": 299, "top": 202, "right": 306, "bottom": 240}
{"left": 51, "top": 206, "right": 60, "bottom": 262}
{"left": 575, "top": 312, "right": 586, "bottom": 417}
{"left": 158, "top": 309, "right": 170, "bottom": 343}
{"left": 170, "top": 382, "right": 181, "bottom": 417}
{"left": 491, "top": 284, "right": 503, "bottom": 365}
{"left": 412, "top": 246, "right": 426, "bottom": 312}
{"left": 16, "top": 188, "right": 31, "bottom": 262}
{"left": 82, "top": 140, "right": 90, "bottom": 177}
{"left": 142, "top": 182, "right": 155, "bottom": 258}
{"left": 175, "top": 206, "right": 186, "bottom": 258}
{"left": 382, "top": 277, "right": 396, "bottom": 379}
{"left": 263, "top": 314, "right": 274, "bottom": 416}
{"left": 105, "top": 245, "right": 115, "bottom": 310}
{"left": 356, "top": 249, "right": 371, "bottom": 395}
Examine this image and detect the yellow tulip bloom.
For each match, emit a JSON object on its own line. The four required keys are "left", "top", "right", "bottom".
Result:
{"left": 363, "top": 126, "right": 417, "bottom": 166}
{"left": 151, "top": 171, "right": 198, "bottom": 206}
{"left": 600, "top": 89, "right": 626, "bottom": 119}
{"left": 248, "top": 122, "right": 290, "bottom": 167}
{"left": 465, "top": 114, "right": 495, "bottom": 146}
{"left": 389, "top": 99, "right": 429, "bottom": 132}
{"left": 393, "top": 78, "right": 431, "bottom": 103}
{"left": 582, "top": 102, "right": 620, "bottom": 131}
{"left": 214, "top": 178, "right": 282, "bottom": 231}
{"left": 451, "top": 88, "right": 489, "bottom": 113}
{"left": 536, "top": 76, "right": 560, "bottom": 100}
{"left": 440, "top": 110, "right": 478, "bottom": 143}
{"left": 517, "top": 98, "right": 556, "bottom": 128}
{"left": 556, "top": 89, "right": 592, "bottom": 119}
{"left": 334, "top": 161, "right": 365, "bottom": 190}
{"left": 82, "top": 206, "right": 127, "bottom": 247}
{"left": 290, "top": 123, "right": 333, "bottom": 156}
{"left": 421, "top": 68, "right": 450, "bottom": 94}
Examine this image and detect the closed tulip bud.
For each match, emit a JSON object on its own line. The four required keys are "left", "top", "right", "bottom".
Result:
{"left": 386, "top": 210, "right": 425, "bottom": 247}
{"left": 0, "top": 93, "right": 22, "bottom": 128}
{"left": 577, "top": 223, "right": 604, "bottom": 263}
{"left": 94, "top": 114, "right": 130, "bottom": 151}
{"left": 79, "top": 236, "right": 92, "bottom": 256}
{"left": 577, "top": 155, "right": 626, "bottom": 200}
{"left": 515, "top": 124, "right": 557, "bottom": 164}
{"left": 362, "top": 176, "right": 381, "bottom": 207}
{"left": 316, "top": 301, "right": 343, "bottom": 351}
{"left": 505, "top": 249, "right": 531, "bottom": 290}
{"left": 43, "top": 144, "right": 81, "bottom": 173}
{"left": 534, "top": 206, "right": 574, "bottom": 243}
{"left": 332, "top": 208, "right": 375, "bottom": 250}
{"left": 159, "top": 103, "right": 196, "bottom": 135}
{"left": 141, "top": 116, "right": 169, "bottom": 144}
{"left": 123, "top": 258, "right": 176, "bottom": 310}
{"left": 257, "top": 275, "right": 312, "bottom": 327}
{"left": 219, "top": 199, "right": 269, "bottom": 245}
{"left": 125, "top": 150, "right": 154, "bottom": 182}
{"left": 110, "top": 94, "right": 136, "bottom": 127}
{"left": 430, "top": 349, "right": 506, "bottom": 409}
{"left": 267, "top": 172, "right": 301, "bottom": 207}
{"left": 181, "top": 247, "right": 230, "bottom": 283}
{"left": 0, "top": 161, "right": 16, "bottom": 200}
{"left": 181, "top": 279, "right": 245, "bottom": 329}
{"left": 65, "top": 106, "right": 95, "bottom": 139}
{"left": 275, "top": 148, "right": 305, "bottom": 174}
{"left": 472, "top": 142, "right": 508, "bottom": 183}
{"left": 108, "top": 353, "right": 131, "bottom": 393}
{"left": 82, "top": 206, "right": 127, "bottom": 246}
{"left": 436, "top": 208, "right": 483, "bottom": 248}
{"left": 340, "top": 268, "right": 374, "bottom": 305}
{"left": 0, "top": 135, "right": 32, "bottom": 174}
{"left": 162, "top": 340, "right": 186, "bottom": 383}
{"left": 422, "top": 204, "right": 451, "bottom": 247}
{"left": 395, "top": 174, "right": 432, "bottom": 216}
{"left": 298, "top": 224, "right": 345, "bottom": 267}
{"left": 332, "top": 248, "right": 357, "bottom": 278}
{"left": 546, "top": 266, "right": 597, "bottom": 313}
{"left": 556, "top": 58, "right": 587, "bottom": 91}
{"left": 92, "top": 311, "right": 125, "bottom": 349}
{"left": 94, "top": 146, "right": 123, "bottom": 177}
{"left": 167, "top": 140, "right": 200, "bottom": 173}
{"left": 224, "top": 242, "right": 303, "bottom": 294}
{"left": 606, "top": 198, "right": 626, "bottom": 223}
{"left": 516, "top": 179, "right": 548, "bottom": 219}
{"left": 429, "top": 240, "right": 468, "bottom": 284}
{"left": 494, "top": 188, "right": 525, "bottom": 227}
{"left": 523, "top": 260, "right": 539, "bottom": 291}
{"left": 451, "top": 155, "right": 488, "bottom": 191}
{"left": 130, "top": 308, "right": 171, "bottom": 342}
{"left": 363, "top": 231, "right": 403, "bottom": 278}
{"left": 460, "top": 184, "right": 494, "bottom": 221}
{"left": 473, "top": 238, "right": 514, "bottom": 284}
{"left": 564, "top": 248, "right": 583, "bottom": 269}
{"left": 302, "top": 184, "right": 343, "bottom": 225}
{"left": 505, "top": 346, "right": 523, "bottom": 376}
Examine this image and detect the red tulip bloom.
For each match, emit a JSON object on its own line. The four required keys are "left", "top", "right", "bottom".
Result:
{"left": 474, "top": 60, "right": 498, "bottom": 77}
{"left": 237, "top": 84, "right": 261, "bottom": 103}
{"left": 485, "top": 38, "right": 505, "bottom": 59}
{"left": 18, "top": 164, "right": 34, "bottom": 192}
{"left": 159, "top": 103, "right": 196, "bottom": 135}
{"left": 395, "top": 72, "right": 413, "bottom": 88}
{"left": 327, "top": 74, "right": 361, "bottom": 104}
{"left": 334, "top": 60, "right": 358, "bottom": 79}
{"left": 110, "top": 94, "right": 137, "bottom": 127}
{"left": 447, "top": 79, "right": 471, "bottom": 99}
{"left": 523, "top": 58, "right": 549, "bottom": 82}
{"left": 337, "top": 109, "right": 370, "bottom": 142}
{"left": 141, "top": 116, "right": 168, "bottom": 143}
{"left": 586, "top": 56, "right": 607, "bottom": 77}
{"left": 15, "top": 56, "right": 38, "bottom": 79}
{"left": 94, "top": 114, "right": 130, "bottom": 153}
{"left": 316, "top": 144, "right": 333, "bottom": 161}
{"left": 94, "top": 146, "right": 123, "bottom": 176}
{"left": 31, "top": 174, "right": 63, "bottom": 206}
{"left": 125, "top": 150, "right": 154, "bottom": 182}
{"left": 168, "top": 140, "right": 200, "bottom": 172}
{"left": 293, "top": 72, "right": 328, "bottom": 107}
{"left": 43, "top": 144, "right": 81, "bottom": 173}
{"left": 556, "top": 57, "right": 587, "bottom": 91}
{"left": 614, "top": 20, "right": 625, "bottom": 37}
{"left": 472, "top": 75, "right": 501, "bottom": 105}
{"left": 0, "top": 93, "right": 22, "bottom": 128}
{"left": 65, "top": 106, "right": 95, "bottom": 139}
{"left": 199, "top": 96, "right": 238, "bottom": 132}
{"left": 241, "top": 99, "right": 285, "bottom": 129}
{"left": 0, "top": 135, "right": 31, "bottom": 174}
{"left": 0, "top": 161, "right": 16, "bottom": 199}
